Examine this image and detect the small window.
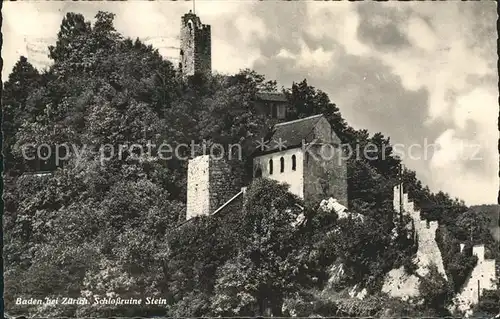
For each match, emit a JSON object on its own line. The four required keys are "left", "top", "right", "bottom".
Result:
{"left": 269, "top": 159, "right": 273, "bottom": 175}
{"left": 292, "top": 155, "right": 296, "bottom": 171}
{"left": 280, "top": 157, "right": 284, "bottom": 173}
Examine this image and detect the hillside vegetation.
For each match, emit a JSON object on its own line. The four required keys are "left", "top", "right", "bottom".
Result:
{"left": 2, "top": 11, "right": 498, "bottom": 318}
{"left": 470, "top": 204, "right": 499, "bottom": 242}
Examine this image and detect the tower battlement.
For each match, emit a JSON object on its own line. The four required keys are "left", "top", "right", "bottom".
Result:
{"left": 179, "top": 10, "right": 211, "bottom": 78}
{"left": 472, "top": 244, "right": 485, "bottom": 262}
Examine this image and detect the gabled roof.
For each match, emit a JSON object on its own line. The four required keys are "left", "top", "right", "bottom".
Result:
{"left": 255, "top": 92, "right": 287, "bottom": 102}
{"left": 254, "top": 114, "right": 326, "bottom": 154}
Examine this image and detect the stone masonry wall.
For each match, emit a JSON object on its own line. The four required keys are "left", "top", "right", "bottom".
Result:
{"left": 385, "top": 185, "right": 497, "bottom": 315}
{"left": 186, "top": 155, "right": 211, "bottom": 220}
{"left": 186, "top": 155, "right": 243, "bottom": 220}
{"left": 194, "top": 24, "right": 211, "bottom": 77}
{"left": 303, "top": 116, "right": 347, "bottom": 206}
{"left": 179, "top": 12, "right": 211, "bottom": 77}
{"left": 453, "top": 245, "right": 497, "bottom": 315}
{"left": 208, "top": 157, "right": 242, "bottom": 215}
{"left": 303, "top": 144, "right": 348, "bottom": 207}
{"left": 382, "top": 185, "right": 447, "bottom": 298}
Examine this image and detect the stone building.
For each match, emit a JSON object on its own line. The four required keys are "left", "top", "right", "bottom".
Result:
{"left": 252, "top": 114, "right": 348, "bottom": 206}
{"left": 254, "top": 92, "right": 288, "bottom": 120}
{"left": 179, "top": 10, "right": 211, "bottom": 78}
{"left": 186, "top": 155, "right": 244, "bottom": 220}
{"left": 177, "top": 10, "right": 289, "bottom": 121}
{"left": 177, "top": 10, "right": 291, "bottom": 122}
{"left": 185, "top": 114, "right": 348, "bottom": 220}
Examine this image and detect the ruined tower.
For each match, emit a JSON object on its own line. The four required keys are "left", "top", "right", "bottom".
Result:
{"left": 186, "top": 155, "right": 244, "bottom": 220}
{"left": 179, "top": 10, "right": 211, "bottom": 78}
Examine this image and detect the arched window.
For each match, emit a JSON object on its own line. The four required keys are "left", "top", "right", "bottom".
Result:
{"left": 280, "top": 157, "right": 285, "bottom": 173}
{"left": 292, "top": 154, "right": 296, "bottom": 171}
{"left": 269, "top": 159, "right": 273, "bottom": 175}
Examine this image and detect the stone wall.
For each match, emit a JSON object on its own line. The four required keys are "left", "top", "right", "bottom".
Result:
{"left": 193, "top": 24, "right": 211, "bottom": 76}
{"left": 386, "top": 185, "right": 498, "bottom": 315}
{"left": 179, "top": 12, "right": 211, "bottom": 77}
{"left": 453, "top": 245, "right": 497, "bottom": 315}
{"left": 186, "top": 155, "right": 243, "bottom": 220}
{"left": 208, "top": 157, "right": 243, "bottom": 213}
{"left": 382, "top": 185, "right": 447, "bottom": 297}
{"left": 414, "top": 219, "right": 447, "bottom": 277}
{"left": 303, "top": 144, "right": 348, "bottom": 207}
{"left": 302, "top": 117, "right": 347, "bottom": 206}
{"left": 253, "top": 148, "right": 305, "bottom": 199}
{"left": 186, "top": 155, "right": 210, "bottom": 220}
{"left": 312, "top": 117, "right": 342, "bottom": 145}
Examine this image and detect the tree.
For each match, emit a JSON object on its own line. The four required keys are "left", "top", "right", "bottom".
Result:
{"left": 285, "top": 79, "right": 348, "bottom": 141}
{"left": 211, "top": 178, "right": 307, "bottom": 316}
{"left": 49, "top": 12, "right": 92, "bottom": 62}
{"left": 4, "top": 8, "right": 481, "bottom": 318}
{"left": 456, "top": 210, "right": 493, "bottom": 242}
{"left": 472, "top": 289, "right": 500, "bottom": 317}
{"left": 418, "top": 263, "right": 453, "bottom": 314}
{"left": 2, "top": 56, "right": 42, "bottom": 174}
{"left": 4, "top": 12, "right": 185, "bottom": 317}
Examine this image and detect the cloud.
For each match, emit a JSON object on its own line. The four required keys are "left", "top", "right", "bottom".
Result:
{"left": 405, "top": 16, "right": 437, "bottom": 52}
{"left": 2, "top": 1, "right": 256, "bottom": 79}
{"left": 357, "top": 2, "right": 411, "bottom": 52}
{"left": 305, "top": 3, "right": 369, "bottom": 57}
{"left": 429, "top": 87, "right": 499, "bottom": 204}
{"left": 2, "top": 1, "right": 497, "bottom": 204}
{"left": 249, "top": 1, "right": 497, "bottom": 205}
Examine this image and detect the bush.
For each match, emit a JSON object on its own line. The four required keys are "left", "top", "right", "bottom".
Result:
{"left": 418, "top": 264, "right": 453, "bottom": 313}
{"left": 473, "top": 289, "right": 500, "bottom": 315}
{"left": 403, "top": 256, "right": 418, "bottom": 275}
{"left": 448, "top": 252, "right": 478, "bottom": 292}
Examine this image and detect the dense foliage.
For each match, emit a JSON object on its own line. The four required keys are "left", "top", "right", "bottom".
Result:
{"left": 418, "top": 264, "right": 454, "bottom": 314}
{"left": 2, "top": 11, "right": 498, "bottom": 318}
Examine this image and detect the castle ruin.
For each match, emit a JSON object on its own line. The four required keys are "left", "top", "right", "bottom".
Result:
{"left": 186, "top": 155, "right": 244, "bottom": 220}
{"left": 185, "top": 114, "right": 348, "bottom": 220}
{"left": 178, "top": 10, "right": 497, "bottom": 316}
{"left": 179, "top": 10, "right": 211, "bottom": 78}
{"left": 383, "top": 185, "right": 497, "bottom": 316}
{"left": 453, "top": 244, "right": 497, "bottom": 315}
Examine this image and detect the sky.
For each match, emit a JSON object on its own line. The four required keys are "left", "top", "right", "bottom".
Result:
{"left": 2, "top": 1, "right": 498, "bottom": 205}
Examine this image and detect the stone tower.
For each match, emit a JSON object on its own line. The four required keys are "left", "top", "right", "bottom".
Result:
{"left": 186, "top": 155, "right": 243, "bottom": 220}
{"left": 179, "top": 10, "right": 211, "bottom": 78}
